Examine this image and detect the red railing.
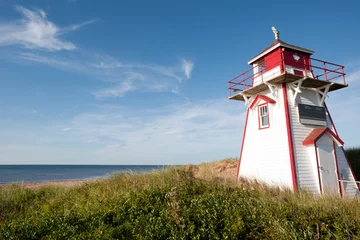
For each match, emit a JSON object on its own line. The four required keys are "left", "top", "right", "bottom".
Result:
{"left": 228, "top": 50, "right": 285, "bottom": 95}
{"left": 228, "top": 50, "right": 346, "bottom": 97}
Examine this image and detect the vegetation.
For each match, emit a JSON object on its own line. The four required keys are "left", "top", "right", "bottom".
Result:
{"left": 346, "top": 147, "right": 360, "bottom": 180}
{"left": 1, "top": 157, "right": 360, "bottom": 239}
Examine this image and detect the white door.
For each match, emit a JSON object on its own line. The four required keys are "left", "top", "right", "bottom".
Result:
{"left": 317, "top": 138, "right": 339, "bottom": 195}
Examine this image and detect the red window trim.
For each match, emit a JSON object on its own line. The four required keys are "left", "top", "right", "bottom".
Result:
{"left": 249, "top": 95, "right": 276, "bottom": 109}
{"left": 258, "top": 103, "right": 270, "bottom": 130}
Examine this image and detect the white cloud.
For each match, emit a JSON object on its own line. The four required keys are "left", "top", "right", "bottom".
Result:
{"left": 0, "top": 5, "right": 95, "bottom": 51}
{"left": 345, "top": 68, "right": 360, "bottom": 84}
{"left": 52, "top": 99, "right": 243, "bottom": 164}
{"left": 61, "top": 19, "right": 98, "bottom": 33}
{"left": 93, "top": 80, "right": 136, "bottom": 98}
{"left": 0, "top": 98, "right": 245, "bottom": 164}
{"left": 181, "top": 58, "right": 194, "bottom": 79}
{"left": 1, "top": 6, "right": 194, "bottom": 98}
{"left": 90, "top": 59, "right": 194, "bottom": 97}
{"left": 16, "top": 51, "right": 194, "bottom": 98}
{"left": 19, "top": 52, "right": 69, "bottom": 66}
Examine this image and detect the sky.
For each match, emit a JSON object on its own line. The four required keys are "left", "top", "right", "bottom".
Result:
{"left": 0, "top": 0, "right": 359, "bottom": 165}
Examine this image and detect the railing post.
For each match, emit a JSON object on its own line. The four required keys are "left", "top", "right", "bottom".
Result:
{"left": 281, "top": 48, "right": 285, "bottom": 74}
{"left": 342, "top": 67, "right": 346, "bottom": 85}
{"left": 324, "top": 62, "right": 328, "bottom": 81}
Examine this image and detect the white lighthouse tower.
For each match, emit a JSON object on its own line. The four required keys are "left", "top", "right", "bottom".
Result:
{"left": 228, "top": 28, "right": 359, "bottom": 197}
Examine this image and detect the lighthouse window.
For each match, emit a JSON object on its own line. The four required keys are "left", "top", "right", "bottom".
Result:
{"left": 256, "top": 60, "right": 266, "bottom": 73}
{"left": 259, "top": 104, "right": 269, "bottom": 129}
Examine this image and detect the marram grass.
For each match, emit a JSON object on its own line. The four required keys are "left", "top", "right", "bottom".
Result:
{"left": 0, "top": 158, "right": 360, "bottom": 239}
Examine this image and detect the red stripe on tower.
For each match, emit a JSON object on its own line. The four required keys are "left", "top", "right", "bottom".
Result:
{"left": 282, "top": 83, "right": 298, "bottom": 192}
{"left": 236, "top": 108, "right": 250, "bottom": 180}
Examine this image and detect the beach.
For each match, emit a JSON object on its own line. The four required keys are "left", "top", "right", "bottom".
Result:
{"left": 0, "top": 179, "right": 97, "bottom": 190}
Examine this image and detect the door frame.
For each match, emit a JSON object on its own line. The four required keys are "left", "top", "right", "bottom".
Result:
{"left": 315, "top": 140, "right": 341, "bottom": 196}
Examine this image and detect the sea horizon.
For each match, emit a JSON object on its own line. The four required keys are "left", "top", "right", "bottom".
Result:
{"left": 0, "top": 165, "right": 173, "bottom": 184}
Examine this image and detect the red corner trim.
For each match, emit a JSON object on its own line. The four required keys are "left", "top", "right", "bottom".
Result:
{"left": 249, "top": 95, "right": 276, "bottom": 109}
{"left": 302, "top": 128, "right": 344, "bottom": 146}
{"left": 333, "top": 141, "right": 343, "bottom": 197}
{"left": 314, "top": 143, "right": 323, "bottom": 194}
{"left": 324, "top": 103, "right": 338, "bottom": 135}
{"left": 282, "top": 83, "right": 298, "bottom": 191}
{"left": 237, "top": 107, "right": 250, "bottom": 180}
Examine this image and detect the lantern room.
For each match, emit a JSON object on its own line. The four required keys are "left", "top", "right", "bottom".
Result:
{"left": 228, "top": 27, "right": 347, "bottom": 102}
{"left": 248, "top": 40, "right": 314, "bottom": 86}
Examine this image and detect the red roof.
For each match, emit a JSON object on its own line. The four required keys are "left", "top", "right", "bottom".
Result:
{"left": 302, "top": 127, "right": 344, "bottom": 146}
{"left": 249, "top": 95, "right": 276, "bottom": 109}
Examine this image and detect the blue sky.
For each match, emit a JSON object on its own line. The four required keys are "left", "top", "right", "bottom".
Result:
{"left": 0, "top": 0, "right": 359, "bottom": 164}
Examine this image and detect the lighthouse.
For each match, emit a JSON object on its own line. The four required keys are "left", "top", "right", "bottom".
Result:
{"left": 228, "top": 27, "right": 359, "bottom": 197}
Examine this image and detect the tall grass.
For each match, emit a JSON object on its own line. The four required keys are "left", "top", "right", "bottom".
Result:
{"left": 1, "top": 160, "right": 360, "bottom": 239}
{"left": 346, "top": 147, "right": 360, "bottom": 180}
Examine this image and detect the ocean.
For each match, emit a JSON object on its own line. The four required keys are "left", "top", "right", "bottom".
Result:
{"left": 0, "top": 165, "right": 167, "bottom": 184}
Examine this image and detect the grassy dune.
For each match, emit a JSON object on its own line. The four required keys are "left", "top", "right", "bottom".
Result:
{"left": 1, "top": 157, "right": 360, "bottom": 239}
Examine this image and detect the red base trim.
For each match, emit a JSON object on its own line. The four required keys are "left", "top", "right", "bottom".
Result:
{"left": 237, "top": 108, "right": 250, "bottom": 180}
{"left": 282, "top": 83, "right": 298, "bottom": 191}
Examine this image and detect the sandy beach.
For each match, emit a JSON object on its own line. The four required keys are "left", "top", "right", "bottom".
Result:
{"left": 0, "top": 179, "right": 99, "bottom": 190}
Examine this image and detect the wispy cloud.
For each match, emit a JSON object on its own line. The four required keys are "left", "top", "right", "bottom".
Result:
{"left": 45, "top": 99, "right": 243, "bottom": 164}
{"left": 0, "top": 5, "right": 95, "bottom": 51}
{"left": 90, "top": 58, "right": 194, "bottom": 97}
{"left": 19, "top": 52, "right": 69, "bottom": 66}
{"left": 345, "top": 69, "right": 360, "bottom": 84}
{"left": 0, "top": 98, "right": 243, "bottom": 164}
{"left": 61, "top": 19, "right": 98, "bottom": 33}
{"left": 181, "top": 58, "right": 194, "bottom": 79}
{"left": 16, "top": 51, "right": 195, "bottom": 98}
{"left": 1, "top": 6, "right": 193, "bottom": 98}
{"left": 93, "top": 80, "right": 136, "bottom": 98}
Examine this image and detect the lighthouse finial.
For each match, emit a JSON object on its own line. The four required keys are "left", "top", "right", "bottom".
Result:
{"left": 271, "top": 26, "right": 280, "bottom": 40}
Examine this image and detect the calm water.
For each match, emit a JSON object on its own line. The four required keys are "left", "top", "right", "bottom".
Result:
{"left": 0, "top": 165, "right": 167, "bottom": 184}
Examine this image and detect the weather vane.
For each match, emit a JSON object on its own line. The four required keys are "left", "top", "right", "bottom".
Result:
{"left": 271, "top": 26, "right": 280, "bottom": 40}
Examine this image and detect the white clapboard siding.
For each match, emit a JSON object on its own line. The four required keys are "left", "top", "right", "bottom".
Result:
{"left": 336, "top": 145, "right": 358, "bottom": 197}
{"left": 239, "top": 88, "right": 293, "bottom": 189}
{"left": 287, "top": 87, "right": 321, "bottom": 194}
{"left": 238, "top": 84, "right": 358, "bottom": 197}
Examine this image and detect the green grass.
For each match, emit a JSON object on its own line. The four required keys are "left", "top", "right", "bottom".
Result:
{"left": 346, "top": 147, "right": 360, "bottom": 180}
{"left": 1, "top": 160, "right": 360, "bottom": 239}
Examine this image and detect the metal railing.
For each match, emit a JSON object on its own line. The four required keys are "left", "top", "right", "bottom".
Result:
{"left": 228, "top": 49, "right": 346, "bottom": 97}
